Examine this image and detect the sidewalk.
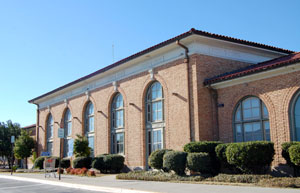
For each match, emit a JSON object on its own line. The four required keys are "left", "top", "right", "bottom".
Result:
{"left": 0, "top": 172, "right": 299, "bottom": 193}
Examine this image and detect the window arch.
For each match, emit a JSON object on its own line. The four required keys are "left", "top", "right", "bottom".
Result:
{"left": 290, "top": 90, "right": 300, "bottom": 141}
{"left": 145, "top": 81, "right": 164, "bottom": 160}
{"left": 111, "top": 93, "right": 124, "bottom": 154}
{"left": 146, "top": 81, "right": 164, "bottom": 122}
{"left": 63, "top": 108, "right": 73, "bottom": 157}
{"left": 84, "top": 101, "right": 94, "bottom": 156}
{"left": 234, "top": 96, "right": 270, "bottom": 142}
{"left": 46, "top": 114, "right": 54, "bottom": 155}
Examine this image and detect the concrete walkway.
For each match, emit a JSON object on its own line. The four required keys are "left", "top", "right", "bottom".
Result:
{"left": 0, "top": 173, "right": 299, "bottom": 193}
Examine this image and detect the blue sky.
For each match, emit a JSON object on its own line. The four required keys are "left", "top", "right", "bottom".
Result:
{"left": 0, "top": 0, "right": 299, "bottom": 127}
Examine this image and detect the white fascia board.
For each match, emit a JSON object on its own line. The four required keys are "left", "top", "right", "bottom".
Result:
{"left": 210, "top": 62, "right": 300, "bottom": 89}
{"left": 34, "top": 35, "right": 289, "bottom": 108}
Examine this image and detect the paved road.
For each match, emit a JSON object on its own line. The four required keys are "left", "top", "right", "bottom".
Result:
{"left": 0, "top": 178, "right": 105, "bottom": 193}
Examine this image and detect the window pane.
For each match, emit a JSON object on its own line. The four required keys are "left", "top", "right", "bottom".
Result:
{"left": 252, "top": 122, "right": 262, "bottom": 141}
{"left": 244, "top": 123, "right": 253, "bottom": 141}
{"left": 235, "top": 124, "right": 243, "bottom": 142}
{"left": 263, "top": 104, "right": 269, "bottom": 118}
{"left": 243, "top": 109, "right": 252, "bottom": 120}
{"left": 243, "top": 99, "right": 251, "bottom": 109}
{"left": 264, "top": 121, "right": 270, "bottom": 141}
{"left": 251, "top": 98, "right": 260, "bottom": 108}
{"left": 88, "top": 136, "right": 94, "bottom": 156}
{"left": 252, "top": 107, "right": 260, "bottom": 118}
{"left": 235, "top": 108, "right": 241, "bottom": 122}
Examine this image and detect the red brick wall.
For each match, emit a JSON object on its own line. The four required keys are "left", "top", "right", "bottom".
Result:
{"left": 217, "top": 70, "right": 300, "bottom": 165}
{"left": 36, "top": 53, "right": 251, "bottom": 169}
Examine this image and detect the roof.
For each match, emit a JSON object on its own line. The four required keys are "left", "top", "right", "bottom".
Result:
{"left": 22, "top": 124, "right": 36, "bottom": 129}
{"left": 29, "top": 28, "right": 294, "bottom": 103}
{"left": 204, "top": 52, "right": 300, "bottom": 85}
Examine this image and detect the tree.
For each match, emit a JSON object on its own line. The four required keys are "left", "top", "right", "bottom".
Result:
{"left": 0, "top": 121, "right": 21, "bottom": 168}
{"left": 73, "top": 134, "right": 91, "bottom": 157}
{"left": 14, "top": 130, "right": 35, "bottom": 169}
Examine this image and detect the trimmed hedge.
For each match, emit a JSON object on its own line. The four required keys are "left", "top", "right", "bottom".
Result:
{"left": 282, "top": 142, "right": 300, "bottom": 166}
{"left": 61, "top": 158, "right": 71, "bottom": 169}
{"left": 92, "top": 154, "right": 124, "bottom": 173}
{"left": 163, "top": 151, "right": 187, "bottom": 175}
{"left": 184, "top": 141, "right": 222, "bottom": 155}
{"left": 289, "top": 144, "right": 300, "bottom": 166}
{"left": 73, "top": 157, "right": 92, "bottom": 169}
{"left": 92, "top": 156, "right": 105, "bottom": 171}
{"left": 33, "top": 156, "right": 59, "bottom": 169}
{"left": 186, "top": 152, "right": 212, "bottom": 174}
{"left": 148, "top": 149, "right": 172, "bottom": 170}
{"left": 215, "top": 144, "right": 229, "bottom": 164}
{"left": 226, "top": 141, "right": 274, "bottom": 174}
{"left": 184, "top": 141, "right": 222, "bottom": 173}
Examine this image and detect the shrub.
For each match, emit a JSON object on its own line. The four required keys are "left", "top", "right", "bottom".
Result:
{"left": 186, "top": 152, "right": 212, "bottom": 174}
{"left": 184, "top": 141, "right": 222, "bottom": 173}
{"left": 61, "top": 158, "right": 71, "bottom": 169}
{"left": 66, "top": 167, "right": 72, "bottom": 174}
{"left": 282, "top": 142, "right": 300, "bottom": 166}
{"left": 33, "top": 156, "right": 47, "bottom": 169}
{"left": 57, "top": 168, "right": 64, "bottom": 174}
{"left": 148, "top": 149, "right": 172, "bottom": 170}
{"left": 163, "top": 151, "right": 187, "bottom": 175}
{"left": 226, "top": 141, "right": 274, "bottom": 174}
{"left": 92, "top": 154, "right": 124, "bottom": 173}
{"left": 104, "top": 154, "right": 125, "bottom": 173}
{"left": 215, "top": 143, "right": 229, "bottom": 164}
{"left": 33, "top": 156, "right": 59, "bottom": 169}
{"left": 289, "top": 144, "right": 300, "bottom": 166}
{"left": 73, "top": 157, "right": 92, "bottom": 169}
{"left": 92, "top": 156, "right": 105, "bottom": 171}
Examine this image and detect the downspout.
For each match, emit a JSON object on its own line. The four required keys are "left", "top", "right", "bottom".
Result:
{"left": 176, "top": 40, "right": 193, "bottom": 142}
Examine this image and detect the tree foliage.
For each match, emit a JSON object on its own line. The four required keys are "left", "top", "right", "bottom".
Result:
{"left": 0, "top": 121, "right": 21, "bottom": 167}
{"left": 73, "top": 134, "right": 91, "bottom": 157}
{"left": 14, "top": 130, "right": 35, "bottom": 160}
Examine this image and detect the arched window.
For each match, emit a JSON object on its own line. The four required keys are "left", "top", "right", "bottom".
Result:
{"left": 63, "top": 109, "right": 73, "bottom": 157}
{"left": 234, "top": 96, "right": 270, "bottom": 142}
{"left": 84, "top": 102, "right": 94, "bottom": 156}
{"left": 145, "top": 82, "right": 164, "bottom": 159}
{"left": 46, "top": 114, "right": 54, "bottom": 155}
{"left": 111, "top": 93, "right": 124, "bottom": 154}
{"left": 290, "top": 91, "right": 300, "bottom": 141}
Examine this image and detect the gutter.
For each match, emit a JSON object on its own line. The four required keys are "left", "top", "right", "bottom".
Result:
{"left": 176, "top": 40, "right": 193, "bottom": 142}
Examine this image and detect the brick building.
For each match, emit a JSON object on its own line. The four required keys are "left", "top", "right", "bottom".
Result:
{"left": 29, "top": 28, "right": 299, "bottom": 169}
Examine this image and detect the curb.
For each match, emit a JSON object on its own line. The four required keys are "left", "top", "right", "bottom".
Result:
{"left": 0, "top": 174, "right": 157, "bottom": 193}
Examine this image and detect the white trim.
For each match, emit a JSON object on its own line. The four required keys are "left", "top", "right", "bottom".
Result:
{"left": 210, "top": 62, "right": 300, "bottom": 89}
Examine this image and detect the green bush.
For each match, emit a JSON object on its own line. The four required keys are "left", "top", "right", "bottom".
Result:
{"left": 92, "top": 154, "right": 124, "bottom": 173}
{"left": 61, "top": 158, "right": 71, "bottom": 169}
{"left": 186, "top": 152, "right": 212, "bottom": 173}
{"left": 148, "top": 149, "right": 172, "bottom": 170}
{"left": 215, "top": 143, "right": 229, "bottom": 163}
{"left": 92, "top": 156, "right": 105, "bottom": 171}
{"left": 289, "top": 144, "right": 300, "bottom": 166}
{"left": 226, "top": 141, "right": 274, "bottom": 174}
{"left": 33, "top": 156, "right": 47, "bottom": 169}
{"left": 33, "top": 156, "right": 59, "bottom": 169}
{"left": 73, "top": 157, "right": 92, "bottom": 169}
{"left": 282, "top": 142, "right": 300, "bottom": 166}
{"left": 104, "top": 154, "right": 125, "bottom": 173}
{"left": 163, "top": 151, "right": 187, "bottom": 175}
{"left": 184, "top": 141, "right": 222, "bottom": 155}
{"left": 184, "top": 141, "right": 222, "bottom": 173}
